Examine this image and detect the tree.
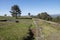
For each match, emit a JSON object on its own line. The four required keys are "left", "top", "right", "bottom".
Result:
{"left": 10, "top": 5, "right": 21, "bottom": 19}
{"left": 28, "top": 13, "right": 30, "bottom": 16}
{"left": 37, "top": 12, "right": 52, "bottom": 21}
{"left": 37, "top": 13, "right": 41, "bottom": 18}
{"left": 54, "top": 16, "right": 60, "bottom": 22}
{"left": 4, "top": 14, "right": 7, "bottom": 16}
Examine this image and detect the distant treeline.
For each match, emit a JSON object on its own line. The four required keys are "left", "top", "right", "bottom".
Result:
{"left": 31, "top": 12, "right": 60, "bottom": 23}
{"left": 52, "top": 16, "right": 60, "bottom": 23}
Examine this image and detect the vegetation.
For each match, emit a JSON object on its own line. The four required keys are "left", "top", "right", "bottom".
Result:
{"left": 23, "top": 27, "right": 34, "bottom": 40}
{"left": 28, "top": 13, "right": 31, "bottom": 16}
{"left": 52, "top": 16, "right": 60, "bottom": 23}
{"left": 35, "top": 19, "right": 60, "bottom": 40}
{"left": 4, "top": 14, "right": 7, "bottom": 16}
{"left": 0, "top": 3, "right": 60, "bottom": 40}
{"left": 0, "top": 17, "right": 35, "bottom": 40}
{"left": 10, "top": 5, "right": 21, "bottom": 19}
{"left": 37, "top": 12, "right": 52, "bottom": 21}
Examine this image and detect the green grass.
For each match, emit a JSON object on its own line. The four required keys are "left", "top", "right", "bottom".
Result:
{"left": 38, "top": 21, "right": 57, "bottom": 37}
{"left": 0, "top": 17, "right": 35, "bottom": 40}
{"left": 36, "top": 19, "right": 60, "bottom": 40}
{"left": 0, "top": 16, "right": 16, "bottom": 20}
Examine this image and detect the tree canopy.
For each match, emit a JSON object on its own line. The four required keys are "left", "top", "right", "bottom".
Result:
{"left": 10, "top": 5, "right": 21, "bottom": 19}
{"left": 28, "top": 13, "right": 31, "bottom": 16}
{"left": 37, "top": 12, "right": 52, "bottom": 21}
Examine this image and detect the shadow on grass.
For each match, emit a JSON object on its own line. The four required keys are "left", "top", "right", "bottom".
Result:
{"left": 23, "top": 25, "right": 35, "bottom": 40}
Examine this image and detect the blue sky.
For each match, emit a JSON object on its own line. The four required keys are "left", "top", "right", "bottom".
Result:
{"left": 0, "top": 0, "right": 60, "bottom": 16}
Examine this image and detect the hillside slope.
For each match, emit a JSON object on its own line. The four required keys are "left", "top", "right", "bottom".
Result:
{"left": 33, "top": 18, "right": 60, "bottom": 40}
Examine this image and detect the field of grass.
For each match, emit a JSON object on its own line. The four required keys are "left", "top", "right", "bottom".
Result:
{"left": 36, "top": 19, "right": 60, "bottom": 40}
{"left": 1, "top": 16, "right": 60, "bottom": 40}
{"left": 0, "top": 17, "right": 35, "bottom": 40}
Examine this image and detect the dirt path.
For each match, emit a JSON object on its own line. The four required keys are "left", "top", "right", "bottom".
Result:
{"left": 33, "top": 18, "right": 60, "bottom": 40}
{"left": 32, "top": 18, "right": 45, "bottom": 40}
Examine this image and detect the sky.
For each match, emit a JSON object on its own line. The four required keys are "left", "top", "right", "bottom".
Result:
{"left": 0, "top": 0, "right": 60, "bottom": 16}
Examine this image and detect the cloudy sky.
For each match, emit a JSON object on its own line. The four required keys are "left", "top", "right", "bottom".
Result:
{"left": 0, "top": 0, "right": 60, "bottom": 16}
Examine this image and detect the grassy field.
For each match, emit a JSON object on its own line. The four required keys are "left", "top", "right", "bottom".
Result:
{"left": 0, "top": 17, "right": 35, "bottom": 40}
{"left": 37, "top": 19, "right": 60, "bottom": 40}
{"left": 1, "top": 17, "right": 60, "bottom": 40}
